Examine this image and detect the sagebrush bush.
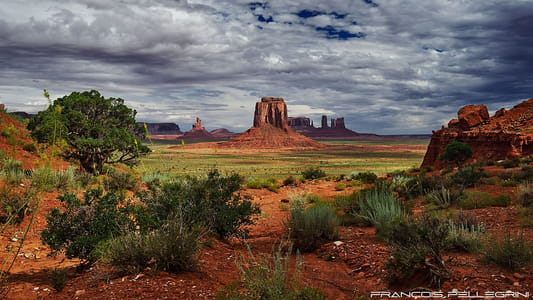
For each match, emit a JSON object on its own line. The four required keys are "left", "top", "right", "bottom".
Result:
{"left": 517, "top": 181, "right": 533, "bottom": 207}
{"left": 426, "top": 186, "right": 453, "bottom": 208}
{"left": 138, "top": 170, "right": 260, "bottom": 239}
{"left": 41, "top": 189, "right": 135, "bottom": 265}
{"left": 216, "top": 242, "right": 325, "bottom": 300}
{"left": 287, "top": 200, "right": 338, "bottom": 252}
{"left": 31, "top": 166, "right": 58, "bottom": 191}
{"left": 458, "top": 191, "right": 511, "bottom": 209}
{"left": 358, "top": 188, "right": 404, "bottom": 240}
{"left": 141, "top": 172, "right": 171, "bottom": 190}
{"left": 101, "top": 214, "right": 204, "bottom": 274}
{"left": 482, "top": 233, "right": 533, "bottom": 270}
{"left": 104, "top": 168, "right": 138, "bottom": 191}
{"left": 334, "top": 183, "right": 346, "bottom": 191}
{"left": 55, "top": 167, "right": 78, "bottom": 190}
{"left": 451, "top": 166, "right": 485, "bottom": 188}
{"left": 446, "top": 220, "right": 485, "bottom": 253}
{"left": 301, "top": 167, "right": 326, "bottom": 180}
{"left": 0, "top": 185, "right": 36, "bottom": 224}
{"left": 386, "top": 214, "right": 450, "bottom": 287}
{"left": 282, "top": 175, "right": 298, "bottom": 186}
{"left": 0, "top": 159, "right": 26, "bottom": 185}
{"left": 349, "top": 171, "right": 377, "bottom": 184}
{"left": 246, "top": 177, "right": 279, "bottom": 192}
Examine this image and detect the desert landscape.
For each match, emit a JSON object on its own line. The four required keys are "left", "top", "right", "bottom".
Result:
{"left": 0, "top": 94, "right": 532, "bottom": 300}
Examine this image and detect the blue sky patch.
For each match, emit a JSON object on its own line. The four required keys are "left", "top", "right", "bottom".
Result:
{"left": 316, "top": 26, "right": 366, "bottom": 40}
{"left": 257, "top": 15, "right": 273, "bottom": 23}
{"left": 296, "top": 10, "right": 348, "bottom": 19}
{"left": 248, "top": 2, "right": 267, "bottom": 11}
{"left": 363, "top": 0, "right": 379, "bottom": 8}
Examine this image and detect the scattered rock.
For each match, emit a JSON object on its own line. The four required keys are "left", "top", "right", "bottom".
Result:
{"left": 513, "top": 273, "right": 525, "bottom": 280}
{"left": 333, "top": 241, "right": 344, "bottom": 247}
{"left": 75, "top": 289, "right": 86, "bottom": 296}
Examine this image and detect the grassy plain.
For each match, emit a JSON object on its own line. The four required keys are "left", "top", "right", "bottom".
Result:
{"left": 136, "top": 139, "right": 429, "bottom": 179}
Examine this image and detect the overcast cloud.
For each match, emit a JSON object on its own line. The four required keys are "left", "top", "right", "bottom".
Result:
{"left": 0, "top": 0, "right": 532, "bottom": 134}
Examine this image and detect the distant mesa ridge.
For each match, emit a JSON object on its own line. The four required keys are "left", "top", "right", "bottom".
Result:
{"left": 422, "top": 98, "right": 533, "bottom": 169}
{"left": 288, "top": 114, "right": 375, "bottom": 139}
{"left": 144, "top": 123, "right": 182, "bottom": 135}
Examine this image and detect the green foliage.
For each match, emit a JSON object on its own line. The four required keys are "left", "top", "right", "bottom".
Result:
{"left": 216, "top": 242, "right": 325, "bottom": 300}
{"left": 103, "top": 168, "right": 138, "bottom": 191}
{"left": 246, "top": 177, "right": 280, "bottom": 192}
{"left": 0, "top": 185, "right": 36, "bottom": 224}
{"left": 334, "top": 183, "right": 346, "bottom": 191}
{"left": 41, "top": 189, "right": 134, "bottom": 265}
{"left": 446, "top": 217, "right": 485, "bottom": 253}
{"left": 0, "top": 124, "right": 17, "bottom": 138}
{"left": 31, "top": 166, "right": 58, "bottom": 192}
{"left": 439, "top": 141, "right": 472, "bottom": 166}
{"left": 28, "top": 90, "right": 150, "bottom": 174}
{"left": 517, "top": 181, "right": 533, "bottom": 207}
{"left": 287, "top": 200, "right": 338, "bottom": 252}
{"left": 451, "top": 165, "right": 485, "bottom": 188}
{"left": 55, "top": 167, "right": 78, "bottom": 190}
{"left": 358, "top": 188, "right": 404, "bottom": 240}
{"left": 101, "top": 214, "right": 204, "bottom": 274}
{"left": 50, "top": 269, "right": 68, "bottom": 292}
{"left": 22, "top": 142, "right": 38, "bottom": 153}
{"left": 500, "top": 178, "right": 517, "bottom": 187}
{"left": 282, "top": 175, "right": 298, "bottom": 186}
{"left": 482, "top": 233, "right": 533, "bottom": 270}
{"left": 301, "top": 167, "right": 327, "bottom": 180}
{"left": 0, "top": 159, "right": 26, "bottom": 185}
{"left": 386, "top": 214, "right": 450, "bottom": 287}
{"left": 138, "top": 170, "right": 260, "bottom": 239}
{"left": 426, "top": 186, "right": 463, "bottom": 209}
{"left": 458, "top": 191, "right": 511, "bottom": 209}
{"left": 349, "top": 171, "right": 377, "bottom": 184}
{"left": 141, "top": 172, "right": 171, "bottom": 190}
{"left": 500, "top": 158, "right": 520, "bottom": 169}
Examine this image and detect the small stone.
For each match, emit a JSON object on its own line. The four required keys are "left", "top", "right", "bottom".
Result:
{"left": 75, "top": 289, "right": 86, "bottom": 296}
{"left": 24, "top": 253, "right": 32, "bottom": 259}
{"left": 43, "top": 288, "right": 49, "bottom": 292}
{"left": 33, "top": 287, "right": 39, "bottom": 291}
{"left": 513, "top": 282, "right": 520, "bottom": 287}
{"left": 134, "top": 273, "right": 145, "bottom": 280}
{"left": 513, "top": 273, "right": 525, "bottom": 280}
{"left": 477, "top": 282, "right": 486, "bottom": 287}
{"left": 356, "top": 272, "right": 365, "bottom": 279}
{"left": 11, "top": 238, "right": 18, "bottom": 242}
{"left": 333, "top": 241, "right": 344, "bottom": 247}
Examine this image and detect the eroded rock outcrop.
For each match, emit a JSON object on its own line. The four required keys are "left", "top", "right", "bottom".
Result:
{"left": 422, "top": 98, "right": 533, "bottom": 169}
{"left": 224, "top": 97, "right": 323, "bottom": 149}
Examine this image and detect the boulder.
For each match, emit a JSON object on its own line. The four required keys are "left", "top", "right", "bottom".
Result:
{"left": 457, "top": 104, "right": 489, "bottom": 130}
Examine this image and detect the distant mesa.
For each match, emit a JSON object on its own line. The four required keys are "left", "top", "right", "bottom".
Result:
{"left": 223, "top": 97, "right": 323, "bottom": 149}
{"left": 144, "top": 123, "right": 182, "bottom": 135}
{"left": 288, "top": 115, "right": 377, "bottom": 139}
{"left": 422, "top": 98, "right": 533, "bottom": 168}
{"left": 181, "top": 117, "right": 215, "bottom": 140}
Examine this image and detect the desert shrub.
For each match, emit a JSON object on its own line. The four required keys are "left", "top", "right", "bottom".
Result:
{"left": 138, "top": 170, "right": 260, "bottom": 239}
{"left": 0, "top": 159, "right": 26, "bottom": 185}
{"left": 349, "top": 171, "right": 377, "bottom": 184}
{"left": 55, "top": 167, "right": 78, "bottom": 190}
{"left": 103, "top": 168, "right": 138, "bottom": 191}
{"left": 440, "top": 166, "right": 454, "bottom": 176}
{"left": 287, "top": 200, "right": 338, "bottom": 252}
{"left": 439, "top": 141, "right": 472, "bottom": 166}
{"left": 482, "top": 233, "right": 533, "bottom": 270}
{"left": 0, "top": 124, "right": 17, "bottom": 138}
{"left": 50, "top": 269, "right": 68, "bottom": 292}
{"left": 22, "top": 142, "right": 38, "bottom": 153}
{"left": 282, "top": 175, "right": 298, "bottom": 186}
{"left": 41, "top": 189, "right": 135, "bottom": 265}
{"left": 0, "top": 185, "right": 36, "bottom": 224}
{"left": 101, "top": 214, "right": 204, "bottom": 274}
{"left": 500, "top": 178, "right": 518, "bottom": 187}
{"left": 446, "top": 217, "right": 485, "bottom": 253}
{"left": 498, "top": 171, "right": 513, "bottom": 180}
{"left": 358, "top": 188, "right": 405, "bottom": 240}
{"left": 500, "top": 158, "right": 520, "bottom": 169}
{"left": 141, "top": 172, "right": 171, "bottom": 190}
{"left": 451, "top": 166, "right": 485, "bottom": 188}
{"left": 246, "top": 177, "right": 279, "bottom": 192}
{"left": 517, "top": 181, "right": 533, "bottom": 207}
{"left": 458, "top": 191, "right": 511, "bottom": 209}
{"left": 512, "top": 165, "right": 533, "bottom": 182}
{"left": 31, "top": 166, "right": 58, "bottom": 192}
{"left": 75, "top": 170, "right": 95, "bottom": 187}
{"left": 426, "top": 187, "right": 453, "bottom": 209}
{"left": 386, "top": 214, "right": 450, "bottom": 287}
{"left": 301, "top": 167, "right": 327, "bottom": 180}
{"left": 216, "top": 242, "right": 325, "bottom": 300}
{"left": 334, "top": 183, "right": 346, "bottom": 191}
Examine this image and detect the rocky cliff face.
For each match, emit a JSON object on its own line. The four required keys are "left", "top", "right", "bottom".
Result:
{"left": 253, "top": 97, "right": 289, "bottom": 130}
{"left": 224, "top": 97, "right": 323, "bottom": 149}
{"left": 144, "top": 123, "right": 182, "bottom": 135}
{"left": 422, "top": 98, "right": 533, "bottom": 169}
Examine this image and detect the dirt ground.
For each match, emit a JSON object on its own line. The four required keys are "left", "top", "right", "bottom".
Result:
{"left": 1, "top": 175, "right": 532, "bottom": 300}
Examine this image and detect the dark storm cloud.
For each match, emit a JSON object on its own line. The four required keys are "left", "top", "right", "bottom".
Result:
{"left": 0, "top": 0, "right": 532, "bottom": 133}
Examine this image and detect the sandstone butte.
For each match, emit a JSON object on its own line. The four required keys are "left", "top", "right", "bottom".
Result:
{"left": 222, "top": 97, "right": 324, "bottom": 149}
{"left": 422, "top": 98, "right": 533, "bottom": 169}
{"left": 180, "top": 117, "right": 215, "bottom": 140}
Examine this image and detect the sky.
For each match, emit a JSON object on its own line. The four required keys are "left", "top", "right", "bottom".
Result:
{"left": 0, "top": 0, "right": 532, "bottom": 134}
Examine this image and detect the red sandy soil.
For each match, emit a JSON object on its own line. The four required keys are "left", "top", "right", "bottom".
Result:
{"left": 1, "top": 176, "right": 532, "bottom": 300}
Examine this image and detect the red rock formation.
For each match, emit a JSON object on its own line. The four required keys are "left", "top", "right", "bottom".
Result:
{"left": 253, "top": 97, "right": 289, "bottom": 130}
{"left": 422, "top": 98, "right": 533, "bottom": 169}
{"left": 181, "top": 117, "right": 214, "bottom": 140}
{"left": 457, "top": 104, "right": 490, "bottom": 130}
{"left": 223, "top": 97, "right": 323, "bottom": 149}
{"left": 321, "top": 115, "right": 328, "bottom": 129}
